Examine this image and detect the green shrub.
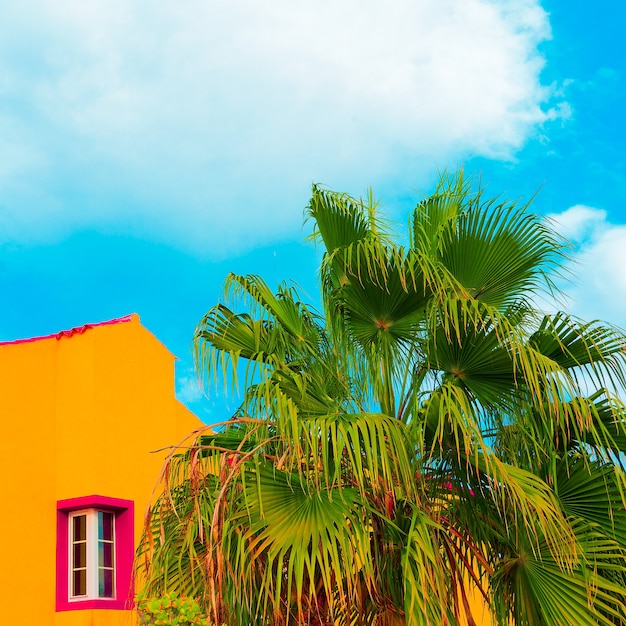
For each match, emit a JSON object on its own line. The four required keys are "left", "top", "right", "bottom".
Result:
{"left": 136, "top": 592, "right": 217, "bottom": 626}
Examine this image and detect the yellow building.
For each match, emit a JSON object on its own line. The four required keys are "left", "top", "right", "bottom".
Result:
{"left": 0, "top": 314, "right": 202, "bottom": 626}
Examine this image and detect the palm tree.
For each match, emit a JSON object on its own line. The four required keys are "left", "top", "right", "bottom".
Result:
{"left": 137, "top": 172, "right": 626, "bottom": 625}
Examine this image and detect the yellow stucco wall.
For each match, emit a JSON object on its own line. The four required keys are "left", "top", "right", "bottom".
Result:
{"left": 0, "top": 315, "right": 202, "bottom": 626}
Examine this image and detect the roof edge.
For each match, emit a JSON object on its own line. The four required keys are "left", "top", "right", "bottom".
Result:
{"left": 0, "top": 314, "right": 139, "bottom": 346}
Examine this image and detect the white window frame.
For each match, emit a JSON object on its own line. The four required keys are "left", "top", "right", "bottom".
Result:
{"left": 68, "top": 509, "right": 116, "bottom": 601}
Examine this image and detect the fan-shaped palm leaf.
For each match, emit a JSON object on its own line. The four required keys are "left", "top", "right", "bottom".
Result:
{"left": 138, "top": 171, "right": 626, "bottom": 626}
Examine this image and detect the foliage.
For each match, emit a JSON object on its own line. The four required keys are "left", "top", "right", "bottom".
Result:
{"left": 136, "top": 592, "right": 213, "bottom": 625}
{"left": 137, "top": 171, "right": 626, "bottom": 625}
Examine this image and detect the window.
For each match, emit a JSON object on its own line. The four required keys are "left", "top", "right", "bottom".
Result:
{"left": 56, "top": 496, "right": 134, "bottom": 611}
{"left": 69, "top": 509, "right": 116, "bottom": 600}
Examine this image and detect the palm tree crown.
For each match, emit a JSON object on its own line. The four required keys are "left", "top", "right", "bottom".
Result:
{"left": 137, "top": 172, "right": 626, "bottom": 625}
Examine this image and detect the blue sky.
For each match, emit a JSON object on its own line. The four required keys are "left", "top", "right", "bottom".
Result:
{"left": 1, "top": 0, "right": 625, "bottom": 422}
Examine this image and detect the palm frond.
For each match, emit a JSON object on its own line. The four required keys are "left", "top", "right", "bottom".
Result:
{"left": 139, "top": 171, "right": 626, "bottom": 625}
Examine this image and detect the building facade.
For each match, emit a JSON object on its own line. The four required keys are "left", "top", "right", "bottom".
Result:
{"left": 0, "top": 314, "right": 202, "bottom": 626}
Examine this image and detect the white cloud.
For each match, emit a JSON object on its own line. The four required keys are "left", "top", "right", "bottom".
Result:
{"left": 549, "top": 207, "right": 626, "bottom": 329}
{"left": 547, "top": 205, "right": 607, "bottom": 241}
{"left": 176, "top": 374, "right": 205, "bottom": 405}
{"left": 0, "top": 0, "right": 561, "bottom": 255}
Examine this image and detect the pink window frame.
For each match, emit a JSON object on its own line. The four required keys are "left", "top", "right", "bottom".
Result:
{"left": 56, "top": 495, "right": 134, "bottom": 611}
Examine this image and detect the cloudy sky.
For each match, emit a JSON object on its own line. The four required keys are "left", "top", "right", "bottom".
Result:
{"left": 1, "top": 0, "right": 624, "bottom": 421}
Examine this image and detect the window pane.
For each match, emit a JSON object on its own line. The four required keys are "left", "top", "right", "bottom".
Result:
{"left": 68, "top": 508, "right": 118, "bottom": 601}
{"left": 99, "top": 541, "right": 114, "bottom": 568}
{"left": 72, "top": 569, "right": 86, "bottom": 597}
{"left": 73, "top": 542, "right": 86, "bottom": 569}
{"left": 98, "top": 568, "right": 114, "bottom": 598}
{"left": 98, "top": 511, "right": 114, "bottom": 541}
{"left": 72, "top": 515, "right": 86, "bottom": 541}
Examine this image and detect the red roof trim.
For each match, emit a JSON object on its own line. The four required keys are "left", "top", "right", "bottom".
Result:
{"left": 0, "top": 314, "right": 138, "bottom": 346}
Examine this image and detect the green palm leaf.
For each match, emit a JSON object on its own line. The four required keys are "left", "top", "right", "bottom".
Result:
{"left": 139, "top": 171, "right": 626, "bottom": 626}
{"left": 243, "top": 464, "right": 373, "bottom": 623}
